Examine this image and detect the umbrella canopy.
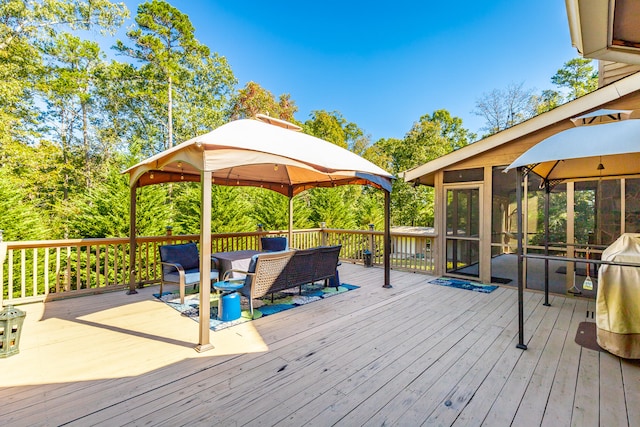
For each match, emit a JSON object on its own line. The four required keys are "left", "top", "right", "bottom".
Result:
{"left": 505, "top": 117, "right": 640, "bottom": 182}
{"left": 570, "top": 108, "right": 632, "bottom": 126}
{"left": 125, "top": 119, "right": 393, "bottom": 195}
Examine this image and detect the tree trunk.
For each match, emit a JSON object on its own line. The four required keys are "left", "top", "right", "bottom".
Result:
{"left": 168, "top": 75, "right": 173, "bottom": 149}
{"left": 82, "top": 101, "right": 91, "bottom": 189}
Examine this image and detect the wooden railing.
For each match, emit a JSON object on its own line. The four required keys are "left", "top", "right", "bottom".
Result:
{"left": 1, "top": 228, "right": 435, "bottom": 305}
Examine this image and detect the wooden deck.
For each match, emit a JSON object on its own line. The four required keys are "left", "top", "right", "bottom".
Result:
{"left": 1, "top": 264, "right": 639, "bottom": 426}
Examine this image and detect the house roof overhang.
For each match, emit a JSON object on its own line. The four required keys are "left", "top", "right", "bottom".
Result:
{"left": 404, "top": 71, "right": 640, "bottom": 186}
{"left": 566, "top": 0, "right": 640, "bottom": 65}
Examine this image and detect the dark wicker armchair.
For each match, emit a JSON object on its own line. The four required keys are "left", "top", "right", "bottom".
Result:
{"left": 224, "top": 250, "right": 294, "bottom": 317}
{"left": 316, "top": 245, "right": 342, "bottom": 289}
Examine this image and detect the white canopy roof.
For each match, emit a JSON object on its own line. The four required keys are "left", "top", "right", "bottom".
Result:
{"left": 124, "top": 119, "right": 393, "bottom": 195}
{"left": 505, "top": 118, "right": 640, "bottom": 182}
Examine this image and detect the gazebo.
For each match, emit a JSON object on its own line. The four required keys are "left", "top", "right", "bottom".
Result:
{"left": 124, "top": 116, "right": 394, "bottom": 351}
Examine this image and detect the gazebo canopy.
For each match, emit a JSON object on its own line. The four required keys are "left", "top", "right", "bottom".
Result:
{"left": 123, "top": 117, "right": 394, "bottom": 352}
{"left": 125, "top": 118, "right": 393, "bottom": 195}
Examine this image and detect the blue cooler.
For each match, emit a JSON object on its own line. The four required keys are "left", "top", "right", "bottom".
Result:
{"left": 213, "top": 281, "right": 244, "bottom": 321}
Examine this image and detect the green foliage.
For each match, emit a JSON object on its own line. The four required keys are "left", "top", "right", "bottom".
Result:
{"left": 0, "top": 169, "right": 48, "bottom": 241}
{"left": 353, "top": 190, "right": 385, "bottom": 230}
{"left": 372, "top": 110, "right": 472, "bottom": 226}
{"left": 245, "top": 188, "right": 313, "bottom": 231}
{"left": 531, "top": 89, "right": 564, "bottom": 115}
{"left": 172, "top": 184, "right": 255, "bottom": 234}
{"left": 230, "top": 81, "right": 298, "bottom": 122}
{"left": 308, "top": 187, "right": 357, "bottom": 229}
{"left": 65, "top": 165, "right": 170, "bottom": 238}
{"left": 551, "top": 58, "right": 598, "bottom": 100}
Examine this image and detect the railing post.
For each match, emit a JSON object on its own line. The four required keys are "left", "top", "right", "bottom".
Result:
{"left": 368, "top": 224, "right": 375, "bottom": 264}
{"left": 128, "top": 182, "right": 138, "bottom": 295}
{"left": 257, "top": 224, "right": 264, "bottom": 250}
{"left": 320, "top": 222, "right": 327, "bottom": 246}
{"left": 0, "top": 230, "right": 4, "bottom": 306}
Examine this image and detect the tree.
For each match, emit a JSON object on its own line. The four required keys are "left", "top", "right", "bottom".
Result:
{"left": 246, "top": 188, "right": 313, "bottom": 231}
{"left": 67, "top": 166, "right": 170, "bottom": 238}
{"left": 302, "top": 110, "right": 368, "bottom": 151}
{"left": 115, "top": 0, "right": 210, "bottom": 149}
{"left": 473, "top": 82, "right": 534, "bottom": 136}
{"left": 551, "top": 58, "right": 598, "bottom": 100}
{"left": 230, "top": 81, "right": 298, "bottom": 122}
{"left": 0, "top": 0, "right": 127, "bottom": 148}
{"left": 374, "top": 110, "right": 473, "bottom": 226}
{"left": 0, "top": 168, "right": 48, "bottom": 241}
{"left": 530, "top": 89, "right": 564, "bottom": 115}
{"left": 172, "top": 184, "right": 256, "bottom": 234}
{"left": 174, "top": 54, "right": 237, "bottom": 139}
{"left": 41, "top": 33, "right": 107, "bottom": 192}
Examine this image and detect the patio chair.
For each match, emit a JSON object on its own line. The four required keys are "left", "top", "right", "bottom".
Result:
{"left": 159, "top": 242, "right": 219, "bottom": 304}
{"left": 286, "top": 248, "right": 319, "bottom": 294}
{"left": 223, "top": 250, "right": 294, "bottom": 317}
{"left": 260, "top": 236, "right": 288, "bottom": 252}
{"left": 316, "top": 245, "right": 342, "bottom": 289}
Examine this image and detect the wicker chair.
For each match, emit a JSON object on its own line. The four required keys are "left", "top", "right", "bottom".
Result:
{"left": 224, "top": 250, "right": 294, "bottom": 317}
{"left": 315, "top": 245, "right": 342, "bottom": 289}
{"left": 286, "top": 248, "right": 319, "bottom": 294}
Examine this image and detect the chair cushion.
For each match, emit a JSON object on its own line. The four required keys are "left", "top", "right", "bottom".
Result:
{"left": 261, "top": 237, "right": 288, "bottom": 252}
{"left": 159, "top": 243, "right": 200, "bottom": 276}
{"left": 164, "top": 269, "right": 218, "bottom": 285}
{"left": 240, "top": 253, "right": 261, "bottom": 297}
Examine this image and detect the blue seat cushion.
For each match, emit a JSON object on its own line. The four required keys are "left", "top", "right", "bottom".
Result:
{"left": 160, "top": 243, "right": 200, "bottom": 276}
{"left": 164, "top": 269, "right": 218, "bottom": 285}
{"left": 261, "top": 237, "right": 288, "bottom": 252}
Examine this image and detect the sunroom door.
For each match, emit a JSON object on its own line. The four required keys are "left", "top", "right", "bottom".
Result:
{"left": 445, "top": 185, "right": 482, "bottom": 279}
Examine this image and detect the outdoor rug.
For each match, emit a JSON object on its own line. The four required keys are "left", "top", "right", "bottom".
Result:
{"left": 154, "top": 282, "right": 359, "bottom": 332}
{"left": 429, "top": 278, "right": 498, "bottom": 294}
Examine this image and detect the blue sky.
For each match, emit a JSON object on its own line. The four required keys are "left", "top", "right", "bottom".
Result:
{"left": 116, "top": 0, "right": 581, "bottom": 142}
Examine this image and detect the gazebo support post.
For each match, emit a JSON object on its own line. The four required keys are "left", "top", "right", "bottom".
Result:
{"left": 288, "top": 194, "right": 294, "bottom": 247}
{"left": 544, "top": 182, "right": 551, "bottom": 306}
{"left": 516, "top": 167, "right": 527, "bottom": 350}
{"left": 383, "top": 190, "right": 392, "bottom": 288}
{"left": 128, "top": 181, "right": 138, "bottom": 295}
{"left": 195, "top": 170, "right": 214, "bottom": 353}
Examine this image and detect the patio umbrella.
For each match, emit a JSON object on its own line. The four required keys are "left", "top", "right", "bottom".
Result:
{"left": 124, "top": 118, "right": 394, "bottom": 351}
{"left": 569, "top": 108, "right": 632, "bottom": 126}
{"left": 505, "top": 115, "right": 640, "bottom": 182}
{"left": 504, "top": 110, "right": 640, "bottom": 350}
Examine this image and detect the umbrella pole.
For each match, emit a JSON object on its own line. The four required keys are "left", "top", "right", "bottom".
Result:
{"left": 544, "top": 182, "right": 551, "bottom": 306}
{"left": 383, "top": 190, "right": 392, "bottom": 288}
{"left": 516, "top": 167, "right": 527, "bottom": 350}
{"left": 128, "top": 181, "right": 138, "bottom": 295}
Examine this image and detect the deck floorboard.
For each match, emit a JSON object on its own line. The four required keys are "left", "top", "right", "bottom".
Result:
{"left": 1, "top": 263, "right": 638, "bottom": 426}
